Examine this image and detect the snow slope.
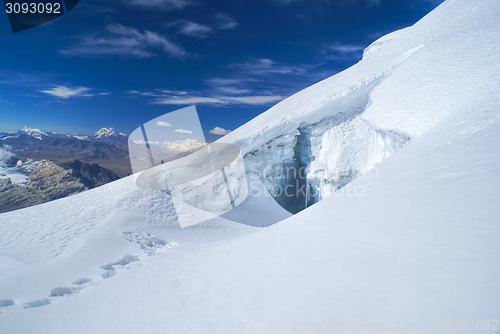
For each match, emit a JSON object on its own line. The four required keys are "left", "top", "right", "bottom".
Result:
{"left": 220, "top": 0, "right": 500, "bottom": 213}
{"left": 1, "top": 0, "right": 500, "bottom": 332}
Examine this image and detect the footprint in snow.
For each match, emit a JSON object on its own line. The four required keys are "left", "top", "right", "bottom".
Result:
{"left": 123, "top": 232, "right": 171, "bottom": 255}
{"left": 18, "top": 232, "right": 169, "bottom": 310}
{"left": 50, "top": 287, "right": 80, "bottom": 297}
{"left": 100, "top": 254, "right": 141, "bottom": 279}
{"left": 23, "top": 298, "right": 51, "bottom": 309}
{"left": 72, "top": 278, "right": 93, "bottom": 285}
{"left": 0, "top": 299, "right": 15, "bottom": 308}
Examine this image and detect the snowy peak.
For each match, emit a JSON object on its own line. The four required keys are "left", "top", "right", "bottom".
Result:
{"left": 15, "top": 126, "right": 49, "bottom": 140}
{"left": 88, "top": 128, "right": 127, "bottom": 141}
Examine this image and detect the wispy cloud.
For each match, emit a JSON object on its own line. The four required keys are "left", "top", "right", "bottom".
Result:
{"left": 153, "top": 94, "right": 283, "bottom": 105}
{"left": 155, "top": 96, "right": 224, "bottom": 105}
{"left": 124, "top": 0, "right": 195, "bottom": 11}
{"left": 175, "top": 129, "right": 193, "bottom": 134}
{"left": 226, "top": 58, "right": 308, "bottom": 76}
{"left": 40, "top": 86, "right": 91, "bottom": 99}
{"left": 179, "top": 22, "right": 212, "bottom": 37}
{"left": 224, "top": 95, "right": 283, "bottom": 105}
{"left": 60, "top": 24, "right": 186, "bottom": 59}
{"left": 320, "top": 43, "right": 366, "bottom": 60}
{"left": 205, "top": 58, "right": 325, "bottom": 98}
{"left": 173, "top": 13, "right": 237, "bottom": 39}
{"left": 128, "top": 90, "right": 159, "bottom": 96}
{"left": 209, "top": 127, "right": 231, "bottom": 136}
{"left": 0, "top": 70, "right": 108, "bottom": 101}
{"left": 128, "top": 57, "right": 329, "bottom": 106}
{"left": 327, "top": 44, "right": 365, "bottom": 54}
{"left": 0, "top": 96, "right": 15, "bottom": 106}
{"left": 214, "top": 13, "right": 238, "bottom": 30}
{"left": 0, "top": 70, "right": 53, "bottom": 88}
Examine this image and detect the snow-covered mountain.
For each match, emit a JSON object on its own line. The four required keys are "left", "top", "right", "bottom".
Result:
{"left": 1, "top": 0, "right": 499, "bottom": 333}
{"left": 0, "top": 127, "right": 132, "bottom": 178}
{"left": 0, "top": 127, "right": 128, "bottom": 142}
{"left": 88, "top": 128, "right": 128, "bottom": 142}
{"left": 0, "top": 126, "right": 50, "bottom": 140}
{"left": 15, "top": 126, "right": 50, "bottom": 140}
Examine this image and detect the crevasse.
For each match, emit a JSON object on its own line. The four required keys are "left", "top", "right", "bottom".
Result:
{"left": 243, "top": 78, "right": 410, "bottom": 214}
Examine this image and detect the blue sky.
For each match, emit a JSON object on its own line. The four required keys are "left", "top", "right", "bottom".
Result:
{"left": 0, "top": 0, "right": 444, "bottom": 138}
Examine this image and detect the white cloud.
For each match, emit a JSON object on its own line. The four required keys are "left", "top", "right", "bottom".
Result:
{"left": 156, "top": 121, "right": 172, "bottom": 127}
{"left": 134, "top": 138, "right": 205, "bottom": 151}
{"left": 163, "top": 138, "right": 205, "bottom": 151}
{"left": 175, "top": 129, "right": 193, "bottom": 134}
{"left": 0, "top": 145, "right": 14, "bottom": 168}
{"left": 60, "top": 24, "right": 185, "bottom": 59}
{"left": 179, "top": 22, "right": 212, "bottom": 37}
{"left": 209, "top": 127, "right": 231, "bottom": 136}
{"left": 40, "top": 86, "right": 91, "bottom": 99}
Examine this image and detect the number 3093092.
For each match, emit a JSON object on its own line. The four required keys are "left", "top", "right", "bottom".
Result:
{"left": 5, "top": 2, "right": 61, "bottom": 14}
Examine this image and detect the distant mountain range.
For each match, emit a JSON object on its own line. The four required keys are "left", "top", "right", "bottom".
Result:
{"left": 0, "top": 127, "right": 132, "bottom": 178}
{"left": 0, "top": 127, "right": 129, "bottom": 213}
{"left": 0, "top": 126, "right": 128, "bottom": 144}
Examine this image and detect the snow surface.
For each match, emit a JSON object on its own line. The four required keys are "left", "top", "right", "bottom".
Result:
{"left": 1, "top": 0, "right": 500, "bottom": 332}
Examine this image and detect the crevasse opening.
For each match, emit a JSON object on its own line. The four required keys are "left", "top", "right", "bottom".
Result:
{"left": 245, "top": 79, "right": 410, "bottom": 214}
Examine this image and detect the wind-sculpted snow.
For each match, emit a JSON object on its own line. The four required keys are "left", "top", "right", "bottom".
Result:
{"left": 0, "top": 174, "right": 258, "bottom": 313}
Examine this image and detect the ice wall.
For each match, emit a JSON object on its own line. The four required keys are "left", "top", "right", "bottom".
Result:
{"left": 242, "top": 79, "right": 410, "bottom": 214}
